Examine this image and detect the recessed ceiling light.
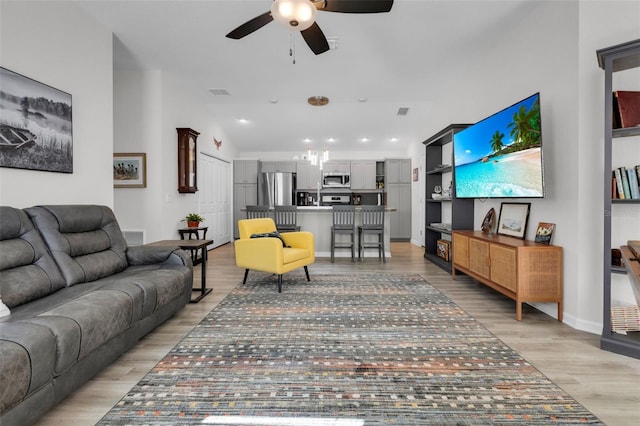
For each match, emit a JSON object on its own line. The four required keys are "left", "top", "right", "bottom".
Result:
{"left": 303, "top": 138, "right": 312, "bottom": 143}
{"left": 238, "top": 118, "right": 249, "bottom": 124}
{"left": 360, "top": 137, "right": 369, "bottom": 143}
{"left": 358, "top": 98, "right": 367, "bottom": 103}
{"left": 390, "top": 137, "right": 398, "bottom": 142}
{"left": 327, "top": 137, "right": 336, "bottom": 143}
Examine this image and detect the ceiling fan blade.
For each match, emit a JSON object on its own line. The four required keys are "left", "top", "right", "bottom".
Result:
{"left": 322, "top": 0, "right": 393, "bottom": 13}
{"left": 301, "top": 22, "right": 330, "bottom": 55}
{"left": 226, "top": 11, "right": 273, "bottom": 39}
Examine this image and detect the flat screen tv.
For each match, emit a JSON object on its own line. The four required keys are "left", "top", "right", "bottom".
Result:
{"left": 453, "top": 92, "right": 544, "bottom": 199}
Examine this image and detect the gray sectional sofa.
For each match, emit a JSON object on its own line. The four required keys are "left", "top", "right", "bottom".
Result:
{"left": 0, "top": 205, "right": 193, "bottom": 426}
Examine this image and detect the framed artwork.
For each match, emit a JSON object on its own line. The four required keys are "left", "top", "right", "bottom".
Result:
{"left": 535, "top": 222, "right": 556, "bottom": 244}
{"left": 481, "top": 207, "right": 496, "bottom": 234}
{"left": 113, "top": 153, "right": 147, "bottom": 188}
{"left": 412, "top": 167, "right": 419, "bottom": 182}
{"left": 0, "top": 67, "right": 73, "bottom": 173}
{"left": 497, "top": 202, "right": 530, "bottom": 239}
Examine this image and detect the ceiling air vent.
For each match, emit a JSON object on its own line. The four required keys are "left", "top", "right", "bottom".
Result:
{"left": 209, "top": 88, "right": 231, "bottom": 96}
{"left": 397, "top": 107, "right": 409, "bottom": 116}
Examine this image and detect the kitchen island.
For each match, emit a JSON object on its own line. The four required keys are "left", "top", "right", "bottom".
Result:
{"left": 241, "top": 206, "right": 395, "bottom": 259}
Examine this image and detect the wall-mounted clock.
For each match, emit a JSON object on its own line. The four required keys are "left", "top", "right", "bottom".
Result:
{"left": 177, "top": 128, "right": 199, "bottom": 193}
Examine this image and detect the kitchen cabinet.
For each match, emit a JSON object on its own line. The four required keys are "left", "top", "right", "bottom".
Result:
{"left": 233, "top": 183, "right": 257, "bottom": 239}
{"left": 385, "top": 159, "right": 411, "bottom": 184}
{"left": 233, "top": 160, "right": 258, "bottom": 183}
{"left": 386, "top": 182, "right": 411, "bottom": 240}
{"left": 323, "top": 161, "right": 350, "bottom": 174}
{"left": 296, "top": 161, "right": 321, "bottom": 190}
{"left": 350, "top": 161, "right": 377, "bottom": 190}
{"left": 260, "top": 161, "right": 296, "bottom": 173}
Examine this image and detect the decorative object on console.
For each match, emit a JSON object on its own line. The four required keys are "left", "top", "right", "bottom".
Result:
{"left": 497, "top": 202, "right": 530, "bottom": 239}
{"left": 113, "top": 153, "right": 147, "bottom": 188}
{"left": 535, "top": 222, "right": 556, "bottom": 244}
{"left": 0, "top": 67, "right": 73, "bottom": 173}
{"left": 481, "top": 207, "right": 496, "bottom": 234}
{"left": 436, "top": 239, "right": 450, "bottom": 261}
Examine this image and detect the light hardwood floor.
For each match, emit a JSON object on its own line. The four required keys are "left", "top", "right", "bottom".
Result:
{"left": 35, "top": 242, "right": 640, "bottom": 426}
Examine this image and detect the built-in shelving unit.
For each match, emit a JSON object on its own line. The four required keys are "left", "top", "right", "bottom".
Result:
{"left": 597, "top": 38, "right": 640, "bottom": 359}
{"left": 423, "top": 124, "right": 474, "bottom": 272}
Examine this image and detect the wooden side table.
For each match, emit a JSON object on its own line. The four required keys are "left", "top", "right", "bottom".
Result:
{"left": 178, "top": 226, "right": 208, "bottom": 240}
{"left": 146, "top": 239, "right": 213, "bottom": 303}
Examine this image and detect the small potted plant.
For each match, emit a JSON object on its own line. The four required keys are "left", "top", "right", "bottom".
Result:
{"left": 183, "top": 213, "right": 205, "bottom": 228}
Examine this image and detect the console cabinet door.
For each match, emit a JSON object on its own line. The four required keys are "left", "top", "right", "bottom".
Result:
{"left": 468, "top": 238, "right": 490, "bottom": 279}
{"left": 452, "top": 232, "right": 469, "bottom": 269}
{"left": 490, "top": 244, "right": 517, "bottom": 292}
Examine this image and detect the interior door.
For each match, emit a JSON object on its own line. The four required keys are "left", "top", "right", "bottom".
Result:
{"left": 199, "top": 154, "right": 232, "bottom": 249}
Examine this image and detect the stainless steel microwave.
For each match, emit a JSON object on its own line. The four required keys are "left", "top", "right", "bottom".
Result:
{"left": 322, "top": 172, "right": 350, "bottom": 188}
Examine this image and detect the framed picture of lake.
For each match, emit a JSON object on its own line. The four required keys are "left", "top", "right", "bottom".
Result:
{"left": 114, "top": 153, "right": 147, "bottom": 188}
{"left": 0, "top": 67, "right": 73, "bottom": 173}
{"left": 497, "top": 202, "right": 530, "bottom": 239}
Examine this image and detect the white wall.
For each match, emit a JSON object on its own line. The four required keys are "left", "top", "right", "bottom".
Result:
{"left": 113, "top": 68, "right": 236, "bottom": 242}
{"left": 0, "top": 1, "right": 113, "bottom": 208}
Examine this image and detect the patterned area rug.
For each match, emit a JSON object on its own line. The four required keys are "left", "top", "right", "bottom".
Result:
{"left": 99, "top": 273, "right": 602, "bottom": 425}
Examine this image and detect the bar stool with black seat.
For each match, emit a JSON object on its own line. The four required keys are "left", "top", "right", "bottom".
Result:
{"left": 358, "top": 205, "right": 386, "bottom": 263}
{"left": 246, "top": 205, "right": 271, "bottom": 219}
{"left": 330, "top": 205, "right": 356, "bottom": 263}
{"left": 274, "top": 205, "right": 301, "bottom": 232}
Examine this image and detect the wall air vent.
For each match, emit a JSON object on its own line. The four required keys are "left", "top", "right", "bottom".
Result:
{"left": 209, "top": 88, "right": 231, "bottom": 96}
{"left": 397, "top": 107, "right": 409, "bottom": 116}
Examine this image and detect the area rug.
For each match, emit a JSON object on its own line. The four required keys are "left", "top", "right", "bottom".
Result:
{"left": 98, "top": 273, "right": 602, "bottom": 425}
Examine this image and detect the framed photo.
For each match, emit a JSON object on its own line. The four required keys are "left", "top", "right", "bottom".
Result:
{"left": 497, "top": 202, "right": 530, "bottom": 239}
{"left": 535, "top": 222, "right": 555, "bottom": 244}
{"left": 113, "top": 153, "right": 146, "bottom": 188}
{"left": 412, "top": 167, "right": 419, "bottom": 182}
{"left": 0, "top": 67, "right": 73, "bottom": 173}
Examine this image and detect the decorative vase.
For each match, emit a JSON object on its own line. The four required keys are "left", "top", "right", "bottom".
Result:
{"left": 187, "top": 220, "right": 199, "bottom": 228}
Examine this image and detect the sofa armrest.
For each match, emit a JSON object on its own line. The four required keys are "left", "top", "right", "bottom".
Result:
{"left": 126, "top": 246, "right": 193, "bottom": 268}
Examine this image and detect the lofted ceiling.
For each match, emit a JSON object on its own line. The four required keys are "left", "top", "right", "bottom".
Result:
{"left": 75, "top": 0, "right": 536, "bottom": 155}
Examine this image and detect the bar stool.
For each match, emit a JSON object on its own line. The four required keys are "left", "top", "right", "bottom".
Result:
{"left": 331, "top": 205, "right": 356, "bottom": 263}
{"left": 274, "top": 205, "right": 301, "bottom": 232}
{"left": 246, "top": 205, "right": 271, "bottom": 219}
{"left": 358, "top": 205, "right": 386, "bottom": 262}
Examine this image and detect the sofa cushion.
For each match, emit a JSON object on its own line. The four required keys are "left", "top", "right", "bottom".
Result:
{"left": 282, "top": 247, "right": 310, "bottom": 264}
{"left": 0, "top": 207, "right": 65, "bottom": 308}
{"left": 25, "top": 205, "right": 129, "bottom": 286}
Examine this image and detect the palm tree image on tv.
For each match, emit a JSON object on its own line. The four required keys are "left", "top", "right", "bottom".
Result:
{"left": 453, "top": 93, "right": 544, "bottom": 198}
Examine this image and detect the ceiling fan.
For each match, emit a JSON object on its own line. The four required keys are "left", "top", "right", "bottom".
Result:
{"left": 226, "top": 0, "right": 394, "bottom": 55}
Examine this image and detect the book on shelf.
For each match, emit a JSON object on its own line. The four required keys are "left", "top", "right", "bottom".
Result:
{"left": 613, "top": 166, "right": 640, "bottom": 199}
{"left": 613, "top": 91, "right": 640, "bottom": 128}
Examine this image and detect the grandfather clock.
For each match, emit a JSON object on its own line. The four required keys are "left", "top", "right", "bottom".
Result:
{"left": 176, "top": 128, "right": 199, "bottom": 193}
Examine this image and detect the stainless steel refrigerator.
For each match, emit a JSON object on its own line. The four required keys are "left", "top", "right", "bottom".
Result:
{"left": 258, "top": 172, "right": 296, "bottom": 208}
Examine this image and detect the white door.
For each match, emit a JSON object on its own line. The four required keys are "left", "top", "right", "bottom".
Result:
{"left": 199, "top": 154, "right": 232, "bottom": 249}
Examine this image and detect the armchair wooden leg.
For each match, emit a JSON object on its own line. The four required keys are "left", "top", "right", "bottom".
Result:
{"left": 277, "top": 274, "right": 283, "bottom": 293}
{"left": 243, "top": 269, "right": 249, "bottom": 284}
{"left": 304, "top": 265, "right": 310, "bottom": 281}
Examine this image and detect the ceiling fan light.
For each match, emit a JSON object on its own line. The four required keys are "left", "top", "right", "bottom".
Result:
{"left": 271, "top": 0, "right": 316, "bottom": 31}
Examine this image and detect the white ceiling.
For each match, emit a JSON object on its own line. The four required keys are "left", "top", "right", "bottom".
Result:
{"left": 75, "top": 0, "right": 536, "bottom": 154}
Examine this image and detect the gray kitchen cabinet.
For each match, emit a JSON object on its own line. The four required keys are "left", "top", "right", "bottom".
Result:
{"left": 233, "top": 160, "right": 258, "bottom": 184}
{"left": 233, "top": 183, "right": 257, "bottom": 239}
{"left": 385, "top": 159, "right": 412, "bottom": 184}
{"left": 260, "top": 161, "right": 296, "bottom": 173}
{"left": 386, "top": 182, "right": 411, "bottom": 241}
{"left": 323, "top": 161, "right": 351, "bottom": 174}
{"left": 350, "top": 161, "right": 377, "bottom": 190}
{"left": 296, "top": 161, "right": 321, "bottom": 190}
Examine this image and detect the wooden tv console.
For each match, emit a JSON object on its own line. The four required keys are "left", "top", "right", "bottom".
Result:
{"left": 451, "top": 230, "right": 563, "bottom": 321}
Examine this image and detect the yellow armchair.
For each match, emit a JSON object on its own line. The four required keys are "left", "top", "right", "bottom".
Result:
{"left": 235, "top": 218, "right": 315, "bottom": 292}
